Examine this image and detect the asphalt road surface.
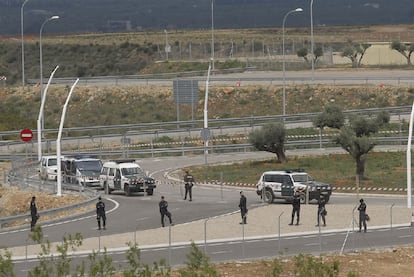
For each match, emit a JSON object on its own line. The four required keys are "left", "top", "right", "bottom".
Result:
{"left": 3, "top": 151, "right": 413, "bottom": 276}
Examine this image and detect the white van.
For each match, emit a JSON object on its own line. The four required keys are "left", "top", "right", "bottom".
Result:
{"left": 39, "top": 155, "right": 62, "bottom": 181}
{"left": 61, "top": 155, "right": 102, "bottom": 187}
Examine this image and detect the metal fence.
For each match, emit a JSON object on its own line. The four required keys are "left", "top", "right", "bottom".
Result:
{"left": 2, "top": 158, "right": 99, "bottom": 229}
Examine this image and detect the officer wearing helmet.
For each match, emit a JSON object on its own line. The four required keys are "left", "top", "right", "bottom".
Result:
{"left": 96, "top": 196, "right": 106, "bottom": 230}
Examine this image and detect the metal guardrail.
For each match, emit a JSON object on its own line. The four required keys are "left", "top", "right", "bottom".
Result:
{"left": 26, "top": 67, "right": 258, "bottom": 85}
{"left": 27, "top": 74, "right": 414, "bottom": 87}
{"left": 0, "top": 134, "right": 406, "bottom": 161}
{"left": 0, "top": 193, "right": 97, "bottom": 229}
{"left": 2, "top": 159, "right": 99, "bottom": 229}
{"left": 0, "top": 106, "right": 410, "bottom": 142}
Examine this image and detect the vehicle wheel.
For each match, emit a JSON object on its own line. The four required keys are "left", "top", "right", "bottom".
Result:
{"left": 299, "top": 193, "right": 306, "bottom": 204}
{"left": 263, "top": 189, "right": 274, "bottom": 204}
{"left": 146, "top": 189, "right": 154, "bottom": 196}
{"left": 324, "top": 195, "right": 330, "bottom": 204}
{"left": 125, "top": 184, "right": 131, "bottom": 196}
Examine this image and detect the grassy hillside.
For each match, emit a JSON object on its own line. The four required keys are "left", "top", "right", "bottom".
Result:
{"left": 0, "top": 84, "right": 413, "bottom": 132}
{"left": 1, "top": 25, "right": 414, "bottom": 85}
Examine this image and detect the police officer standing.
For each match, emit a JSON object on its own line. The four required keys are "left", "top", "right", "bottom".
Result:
{"left": 96, "top": 196, "right": 106, "bottom": 230}
{"left": 316, "top": 194, "right": 327, "bottom": 227}
{"left": 239, "top": 191, "right": 248, "bottom": 224}
{"left": 183, "top": 170, "right": 195, "bottom": 201}
{"left": 358, "top": 198, "right": 367, "bottom": 232}
{"left": 30, "top": 196, "right": 39, "bottom": 231}
{"left": 289, "top": 192, "right": 301, "bottom": 226}
{"left": 159, "top": 196, "right": 173, "bottom": 227}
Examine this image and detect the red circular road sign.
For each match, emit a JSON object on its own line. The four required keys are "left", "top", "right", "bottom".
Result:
{"left": 20, "top": 128, "right": 33, "bottom": 142}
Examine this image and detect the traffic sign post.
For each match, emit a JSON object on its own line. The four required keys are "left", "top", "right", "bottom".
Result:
{"left": 20, "top": 128, "right": 33, "bottom": 142}
{"left": 20, "top": 128, "right": 33, "bottom": 159}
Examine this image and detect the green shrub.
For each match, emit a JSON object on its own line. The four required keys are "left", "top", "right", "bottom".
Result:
{"left": 179, "top": 241, "right": 221, "bottom": 277}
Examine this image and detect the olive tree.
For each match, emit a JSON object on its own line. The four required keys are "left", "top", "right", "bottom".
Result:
{"left": 314, "top": 105, "right": 390, "bottom": 180}
{"left": 335, "top": 112, "right": 390, "bottom": 180}
{"left": 390, "top": 41, "right": 414, "bottom": 65}
{"left": 249, "top": 122, "right": 287, "bottom": 163}
{"left": 313, "top": 105, "right": 345, "bottom": 130}
{"left": 297, "top": 47, "right": 323, "bottom": 65}
{"left": 341, "top": 42, "right": 371, "bottom": 67}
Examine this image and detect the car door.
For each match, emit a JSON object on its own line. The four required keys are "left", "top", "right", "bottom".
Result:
{"left": 40, "top": 158, "right": 47, "bottom": 179}
{"left": 107, "top": 167, "right": 115, "bottom": 189}
{"left": 281, "top": 174, "right": 294, "bottom": 197}
{"left": 114, "top": 168, "right": 121, "bottom": 190}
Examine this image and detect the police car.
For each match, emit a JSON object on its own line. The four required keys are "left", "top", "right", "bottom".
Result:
{"left": 256, "top": 169, "right": 332, "bottom": 204}
{"left": 99, "top": 159, "right": 156, "bottom": 196}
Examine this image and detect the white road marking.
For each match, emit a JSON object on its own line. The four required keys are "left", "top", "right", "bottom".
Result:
{"left": 210, "top": 250, "right": 232, "bottom": 254}
{"left": 304, "top": 243, "right": 320, "bottom": 246}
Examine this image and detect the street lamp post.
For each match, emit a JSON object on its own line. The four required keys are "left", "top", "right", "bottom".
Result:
{"left": 39, "top": 15, "right": 59, "bottom": 129}
{"left": 164, "top": 29, "right": 169, "bottom": 61}
{"left": 21, "top": 0, "right": 30, "bottom": 87}
{"left": 40, "top": 16, "right": 59, "bottom": 92}
{"left": 310, "top": 0, "right": 315, "bottom": 81}
{"left": 211, "top": 0, "right": 215, "bottom": 72}
{"left": 282, "top": 8, "right": 303, "bottom": 117}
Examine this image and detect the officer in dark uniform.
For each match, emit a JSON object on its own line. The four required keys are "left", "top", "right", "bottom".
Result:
{"left": 239, "top": 191, "right": 248, "bottom": 224}
{"left": 96, "top": 196, "right": 106, "bottom": 230}
{"left": 159, "top": 196, "right": 173, "bottom": 227}
{"left": 289, "top": 192, "right": 301, "bottom": 226}
{"left": 183, "top": 170, "right": 195, "bottom": 201}
{"left": 316, "top": 194, "right": 327, "bottom": 227}
{"left": 358, "top": 198, "right": 367, "bottom": 232}
{"left": 30, "top": 196, "right": 39, "bottom": 231}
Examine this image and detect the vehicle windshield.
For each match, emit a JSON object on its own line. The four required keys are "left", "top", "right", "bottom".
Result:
{"left": 292, "top": 174, "right": 313, "bottom": 182}
{"left": 122, "top": 167, "right": 144, "bottom": 176}
{"left": 75, "top": 160, "right": 102, "bottom": 171}
{"left": 48, "top": 159, "right": 57, "bottom": 166}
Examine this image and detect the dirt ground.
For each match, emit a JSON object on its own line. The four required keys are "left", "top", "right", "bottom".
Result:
{"left": 1, "top": 162, "right": 414, "bottom": 276}
{"left": 206, "top": 247, "right": 414, "bottom": 277}
{"left": 0, "top": 162, "right": 92, "bottom": 227}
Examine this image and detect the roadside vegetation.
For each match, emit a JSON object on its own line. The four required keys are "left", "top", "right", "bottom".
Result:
{"left": 188, "top": 151, "right": 407, "bottom": 189}
{"left": 1, "top": 25, "right": 414, "bottom": 85}
{"left": 0, "top": 227, "right": 361, "bottom": 276}
{"left": 0, "top": 84, "right": 413, "bottom": 134}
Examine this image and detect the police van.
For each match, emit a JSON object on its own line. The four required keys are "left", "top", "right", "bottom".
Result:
{"left": 99, "top": 159, "right": 156, "bottom": 196}
{"left": 61, "top": 155, "right": 103, "bottom": 187}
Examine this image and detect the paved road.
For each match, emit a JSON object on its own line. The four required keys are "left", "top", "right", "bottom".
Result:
{"left": 2, "top": 149, "right": 413, "bottom": 276}
{"left": 0, "top": 147, "right": 409, "bottom": 247}
{"left": 48, "top": 69, "right": 414, "bottom": 87}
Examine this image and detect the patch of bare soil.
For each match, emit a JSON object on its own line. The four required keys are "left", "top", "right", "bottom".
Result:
{"left": 192, "top": 247, "right": 414, "bottom": 277}
{"left": 0, "top": 162, "right": 92, "bottom": 227}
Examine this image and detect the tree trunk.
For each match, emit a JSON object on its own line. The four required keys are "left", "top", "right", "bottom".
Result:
{"left": 356, "top": 155, "right": 366, "bottom": 180}
{"left": 275, "top": 148, "right": 287, "bottom": 163}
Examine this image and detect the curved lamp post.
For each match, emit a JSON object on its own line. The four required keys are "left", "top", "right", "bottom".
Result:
{"left": 210, "top": 0, "right": 215, "bottom": 72}
{"left": 21, "top": 0, "right": 30, "bottom": 87}
{"left": 282, "top": 8, "right": 303, "bottom": 117}
{"left": 310, "top": 0, "right": 315, "bottom": 81}
{"left": 39, "top": 15, "right": 59, "bottom": 130}
{"left": 40, "top": 16, "right": 59, "bottom": 91}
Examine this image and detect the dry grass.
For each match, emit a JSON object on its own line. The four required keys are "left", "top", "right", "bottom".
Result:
{"left": 19, "top": 24, "right": 414, "bottom": 46}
